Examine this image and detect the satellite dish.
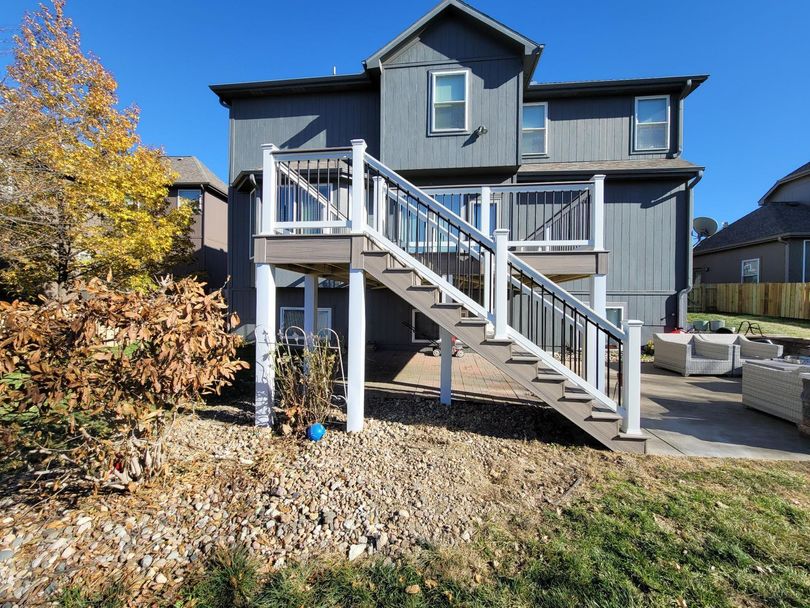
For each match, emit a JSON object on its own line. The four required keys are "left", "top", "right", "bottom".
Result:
{"left": 693, "top": 216, "right": 718, "bottom": 241}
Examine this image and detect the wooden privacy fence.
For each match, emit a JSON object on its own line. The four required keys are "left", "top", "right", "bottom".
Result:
{"left": 690, "top": 283, "right": 810, "bottom": 320}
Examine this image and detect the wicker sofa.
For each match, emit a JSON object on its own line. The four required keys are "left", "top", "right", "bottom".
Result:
{"left": 653, "top": 334, "right": 783, "bottom": 377}
{"left": 742, "top": 360, "right": 808, "bottom": 423}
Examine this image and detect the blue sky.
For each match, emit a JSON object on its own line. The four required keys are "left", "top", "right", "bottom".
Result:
{"left": 1, "top": 0, "right": 808, "bottom": 225}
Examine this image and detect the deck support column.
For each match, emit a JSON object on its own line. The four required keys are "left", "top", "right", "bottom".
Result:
{"left": 255, "top": 263, "right": 276, "bottom": 427}
{"left": 304, "top": 273, "right": 319, "bottom": 341}
{"left": 347, "top": 266, "right": 366, "bottom": 432}
{"left": 439, "top": 329, "right": 453, "bottom": 406}
{"left": 620, "top": 320, "right": 644, "bottom": 436}
{"left": 587, "top": 273, "right": 607, "bottom": 390}
{"left": 493, "top": 229, "right": 510, "bottom": 339}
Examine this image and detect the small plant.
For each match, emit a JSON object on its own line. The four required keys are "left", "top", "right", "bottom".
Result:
{"left": 275, "top": 336, "right": 338, "bottom": 429}
{"left": 642, "top": 339, "right": 655, "bottom": 356}
{"left": 58, "top": 580, "right": 126, "bottom": 608}
{"left": 184, "top": 544, "right": 261, "bottom": 608}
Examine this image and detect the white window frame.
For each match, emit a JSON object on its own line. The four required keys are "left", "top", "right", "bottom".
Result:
{"left": 803, "top": 240, "right": 810, "bottom": 282}
{"left": 279, "top": 307, "right": 333, "bottom": 332}
{"left": 741, "top": 258, "right": 760, "bottom": 284}
{"left": 430, "top": 69, "right": 470, "bottom": 135}
{"left": 177, "top": 188, "right": 202, "bottom": 210}
{"left": 633, "top": 95, "right": 670, "bottom": 152}
{"left": 522, "top": 102, "right": 548, "bottom": 156}
{"left": 605, "top": 303, "right": 626, "bottom": 330}
{"left": 410, "top": 309, "right": 440, "bottom": 344}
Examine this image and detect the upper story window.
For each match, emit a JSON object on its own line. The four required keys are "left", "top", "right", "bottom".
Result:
{"left": 741, "top": 258, "right": 760, "bottom": 284}
{"left": 177, "top": 188, "right": 202, "bottom": 210}
{"left": 634, "top": 96, "right": 670, "bottom": 152}
{"left": 523, "top": 102, "right": 548, "bottom": 156}
{"left": 431, "top": 70, "right": 469, "bottom": 133}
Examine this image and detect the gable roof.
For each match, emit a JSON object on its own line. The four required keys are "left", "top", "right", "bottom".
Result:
{"left": 363, "top": 0, "right": 543, "bottom": 83}
{"left": 758, "top": 161, "right": 810, "bottom": 205}
{"left": 693, "top": 202, "right": 810, "bottom": 254}
{"left": 165, "top": 156, "right": 227, "bottom": 197}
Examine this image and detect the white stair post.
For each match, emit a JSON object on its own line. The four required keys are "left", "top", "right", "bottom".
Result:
{"left": 350, "top": 139, "right": 367, "bottom": 233}
{"left": 255, "top": 144, "right": 278, "bottom": 428}
{"left": 347, "top": 266, "right": 366, "bottom": 432}
{"left": 620, "top": 320, "right": 644, "bottom": 436}
{"left": 480, "top": 186, "right": 492, "bottom": 311}
{"left": 493, "top": 228, "right": 510, "bottom": 339}
{"left": 372, "top": 175, "right": 386, "bottom": 235}
{"left": 303, "top": 273, "right": 319, "bottom": 342}
{"left": 439, "top": 327, "right": 453, "bottom": 406}
{"left": 590, "top": 174, "right": 605, "bottom": 251}
{"left": 587, "top": 275, "right": 607, "bottom": 389}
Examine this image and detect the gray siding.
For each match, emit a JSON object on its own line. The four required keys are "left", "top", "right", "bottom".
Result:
{"left": 380, "top": 13, "right": 521, "bottom": 171}
{"left": 695, "top": 240, "right": 791, "bottom": 284}
{"left": 229, "top": 90, "right": 380, "bottom": 180}
{"left": 766, "top": 174, "right": 810, "bottom": 203}
{"left": 523, "top": 94, "right": 678, "bottom": 163}
{"left": 560, "top": 179, "right": 689, "bottom": 338}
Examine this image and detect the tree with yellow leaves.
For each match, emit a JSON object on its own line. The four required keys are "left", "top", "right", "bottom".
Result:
{"left": 0, "top": 0, "right": 192, "bottom": 298}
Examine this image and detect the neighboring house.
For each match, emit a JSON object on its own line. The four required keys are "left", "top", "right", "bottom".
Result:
{"left": 165, "top": 156, "right": 229, "bottom": 290}
{"left": 213, "top": 1, "right": 705, "bottom": 344}
{"left": 694, "top": 162, "right": 810, "bottom": 284}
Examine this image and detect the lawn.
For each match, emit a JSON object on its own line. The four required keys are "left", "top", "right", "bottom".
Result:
{"left": 63, "top": 457, "right": 810, "bottom": 608}
{"left": 687, "top": 312, "right": 810, "bottom": 338}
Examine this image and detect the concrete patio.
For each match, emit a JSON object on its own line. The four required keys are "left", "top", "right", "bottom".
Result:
{"left": 365, "top": 350, "right": 810, "bottom": 460}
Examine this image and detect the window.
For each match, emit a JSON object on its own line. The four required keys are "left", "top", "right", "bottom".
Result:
{"left": 411, "top": 309, "right": 440, "bottom": 344}
{"left": 634, "top": 96, "right": 670, "bottom": 151}
{"left": 741, "top": 258, "right": 760, "bottom": 284}
{"left": 177, "top": 188, "right": 202, "bottom": 210}
{"left": 279, "top": 307, "right": 332, "bottom": 333}
{"left": 431, "top": 70, "right": 469, "bottom": 133}
{"left": 804, "top": 240, "right": 810, "bottom": 282}
{"left": 606, "top": 305, "right": 624, "bottom": 329}
{"left": 523, "top": 102, "right": 548, "bottom": 155}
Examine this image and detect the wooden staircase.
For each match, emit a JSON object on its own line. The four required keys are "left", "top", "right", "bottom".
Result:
{"left": 362, "top": 246, "right": 647, "bottom": 454}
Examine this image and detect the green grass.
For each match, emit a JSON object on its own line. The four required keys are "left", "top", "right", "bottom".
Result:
{"left": 59, "top": 580, "right": 126, "bottom": 608}
{"left": 173, "top": 460, "right": 810, "bottom": 608}
{"left": 687, "top": 312, "right": 810, "bottom": 338}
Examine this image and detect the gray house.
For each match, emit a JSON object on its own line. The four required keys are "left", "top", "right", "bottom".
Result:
{"left": 165, "top": 156, "right": 229, "bottom": 291}
{"left": 210, "top": 0, "right": 708, "bottom": 452}
{"left": 694, "top": 162, "right": 810, "bottom": 284}
{"left": 213, "top": 0, "right": 705, "bottom": 344}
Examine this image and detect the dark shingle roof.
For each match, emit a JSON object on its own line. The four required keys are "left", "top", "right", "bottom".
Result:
{"left": 165, "top": 156, "right": 227, "bottom": 196}
{"left": 518, "top": 158, "right": 702, "bottom": 176}
{"left": 694, "top": 202, "right": 810, "bottom": 254}
{"left": 758, "top": 161, "right": 810, "bottom": 204}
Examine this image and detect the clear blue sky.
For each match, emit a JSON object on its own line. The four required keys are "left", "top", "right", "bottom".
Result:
{"left": 1, "top": 0, "right": 808, "bottom": 225}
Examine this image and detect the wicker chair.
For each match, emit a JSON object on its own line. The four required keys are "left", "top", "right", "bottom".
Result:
{"left": 653, "top": 334, "right": 736, "bottom": 377}
{"left": 742, "top": 360, "right": 807, "bottom": 423}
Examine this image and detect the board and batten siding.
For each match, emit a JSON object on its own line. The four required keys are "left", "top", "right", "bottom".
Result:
{"left": 229, "top": 90, "right": 380, "bottom": 180}
{"left": 559, "top": 179, "right": 689, "bottom": 339}
{"left": 520, "top": 94, "right": 678, "bottom": 163}
{"left": 380, "top": 13, "right": 522, "bottom": 171}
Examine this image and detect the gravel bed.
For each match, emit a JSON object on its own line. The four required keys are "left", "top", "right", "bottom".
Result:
{"left": 0, "top": 392, "right": 610, "bottom": 606}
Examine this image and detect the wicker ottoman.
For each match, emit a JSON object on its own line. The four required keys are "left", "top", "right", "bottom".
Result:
{"left": 742, "top": 360, "right": 809, "bottom": 424}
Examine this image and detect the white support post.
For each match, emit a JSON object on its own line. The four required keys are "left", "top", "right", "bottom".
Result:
{"left": 255, "top": 144, "right": 279, "bottom": 428}
{"left": 439, "top": 327, "right": 452, "bottom": 406}
{"left": 372, "top": 175, "right": 385, "bottom": 234}
{"left": 620, "top": 320, "right": 644, "bottom": 436}
{"left": 347, "top": 266, "right": 366, "bottom": 432}
{"left": 480, "top": 187, "right": 492, "bottom": 312}
{"left": 350, "top": 139, "right": 367, "bottom": 233}
{"left": 587, "top": 273, "right": 607, "bottom": 389}
{"left": 303, "top": 273, "right": 319, "bottom": 341}
{"left": 590, "top": 174, "right": 606, "bottom": 250}
{"left": 494, "top": 228, "right": 510, "bottom": 339}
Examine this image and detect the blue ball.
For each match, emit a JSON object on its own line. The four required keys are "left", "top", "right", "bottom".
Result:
{"left": 306, "top": 423, "right": 326, "bottom": 442}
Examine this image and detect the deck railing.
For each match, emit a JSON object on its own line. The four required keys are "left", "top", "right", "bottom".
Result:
{"left": 258, "top": 140, "right": 641, "bottom": 433}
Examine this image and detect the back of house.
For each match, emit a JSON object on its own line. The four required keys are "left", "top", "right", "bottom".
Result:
{"left": 213, "top": 0, "right": 705, "bottom": 345}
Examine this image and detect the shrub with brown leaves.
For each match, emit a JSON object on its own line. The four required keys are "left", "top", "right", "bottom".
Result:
{"left": 0, "top": 276, "right": 248, "bottom": 490}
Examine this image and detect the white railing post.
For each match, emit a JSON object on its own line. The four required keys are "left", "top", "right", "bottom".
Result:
{"left": 350, "top": 139, "right": 367, "bottom": 233}
{"left": 494, "top": 228, "right": 510, "bottom": 339}
{"left": 372, "top": 175, "right": 385, "bottom": 234}
{"left": 255, "top": 143, "right": 279, "bottom": 428}
{"left": 620, "top": 320, "right": 644, "bottom": 436}
{"left": 480, "top": 186, "right": 492, "bottom": 311}
{"left": 590, "top": 174, "right": 605, "bottom": 250}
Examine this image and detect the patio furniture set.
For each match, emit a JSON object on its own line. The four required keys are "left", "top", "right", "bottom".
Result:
{"left": 654, "top": 333, "right": 809, "bottom": 429}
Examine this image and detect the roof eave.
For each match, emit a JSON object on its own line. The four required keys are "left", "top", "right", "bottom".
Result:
{"left": 209, "top": 72, "right": 373, "bottom": 103}
{"left": 525, "top": 74, "right": 709, "bottom": 99}
{"left": 758, "top": 168, "right": 810, "bottom": 205}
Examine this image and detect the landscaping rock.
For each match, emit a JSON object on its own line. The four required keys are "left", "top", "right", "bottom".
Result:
{"left": 348, "top": 544, "right": 366, "bottom": 561}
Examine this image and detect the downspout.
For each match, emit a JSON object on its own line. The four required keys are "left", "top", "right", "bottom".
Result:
{"left": 777, "top": 236, "right": 790, "bottom": 282}
{"left": 677, "top": 169, "right": 703, "bottom": 328}
{"left": 673, "top": 79, "right": 693, "bottom": 159}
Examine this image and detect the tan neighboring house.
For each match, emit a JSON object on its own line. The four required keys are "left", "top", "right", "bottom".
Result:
{"left": 165, "top": 156, "right": 228, "bottom": 290}
{"left": 694, "top": 162, "right": 810, "bottom": 284}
